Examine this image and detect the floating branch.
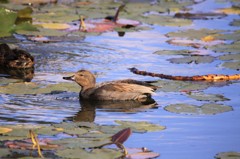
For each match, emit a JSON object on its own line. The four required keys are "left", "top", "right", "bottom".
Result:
{"left": 129, "top": 67, "right": 240, "bottom": 81}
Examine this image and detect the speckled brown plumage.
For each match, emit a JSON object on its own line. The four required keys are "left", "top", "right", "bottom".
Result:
{"left": 0, "top": 43, "right": 34, "bottom": 69}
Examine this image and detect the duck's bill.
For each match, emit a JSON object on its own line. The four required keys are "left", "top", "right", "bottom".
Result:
{"left": 63, "top": 75, "right": 75, "bottom": 81}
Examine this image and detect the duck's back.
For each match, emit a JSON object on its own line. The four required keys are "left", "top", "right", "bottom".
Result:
{"left": 82, "top": 81, "right": 156, "bottom": 101}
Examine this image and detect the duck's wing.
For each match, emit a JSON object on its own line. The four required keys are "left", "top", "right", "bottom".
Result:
{"left": 89, "top": 83, "right": 155, "bottom": 101}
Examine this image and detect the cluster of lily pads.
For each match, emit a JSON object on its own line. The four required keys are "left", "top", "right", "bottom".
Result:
{"left": 0, "top": 120, "right": 165, "bottom": 158}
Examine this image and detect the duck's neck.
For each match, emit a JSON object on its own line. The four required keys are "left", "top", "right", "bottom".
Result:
{"left": 80, "top": 84, "right": 95, "bottom": 99}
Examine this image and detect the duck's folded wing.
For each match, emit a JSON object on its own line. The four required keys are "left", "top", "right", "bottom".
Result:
{"left": 90, "top": 83, "right": 155, "bottom": 101}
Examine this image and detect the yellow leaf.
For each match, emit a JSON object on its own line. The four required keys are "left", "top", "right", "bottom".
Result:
{"left": 218, "top": 7, "right": 240, "bottom": 14}
{"left": 38, "top": 23, "right": 70, "bottom": 30}
{"left": 54, "top": 127, "right": 64, "bottom": 131}
{"left": 201, "top": 35, "right": 215, "bottom": 42}
{"left": 0, "top": 127, "right": 12, "bottom": 134}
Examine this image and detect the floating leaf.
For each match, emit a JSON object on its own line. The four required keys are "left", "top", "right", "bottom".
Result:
{"left": 127, "top": 148, "right": 160, "bottom": 159}
{"left": 0, "top": 7, "right": 17, "bottom": 37}
{"left": 167, "top": 55, "right": 214, "bottom": 64}
{"left": 230, "top": 19, "right": 240, "bottom": 26}
{"left": 17, "top": 6, "right": 33, "bottom": 19}
{"left": 165, "top": 103, "right": 233, "bottom": 115}
{"left": 154, "top": 80, "right": 210, "bottom": 92}
{"left": 56, "top": 148, "right": 122, "bottom": 159}
{"left": 218, "top": 7, "right": 240, "bottom": 14}
{"left": 0, "top": 82, "right": 79, "bottom": 95}
{"left": 0, "top": 127, "right": 12, "bottom": 134}
{"left": 201, "top": 35, "right": 215, "bottom": 42}
{"left": 37, "top": 23, "right": 71, "bottom": 30}
{"left": 0, "top": 148, "right": 10, "bottom": 158}
{"left": 166, "top": 29, "right": 223, "bottom": 40}
{"left": 50, "top": 137, "right": 111, "bottom": 149}
{"left": 222, "top": 61, "right": 240, "bottom": 70}
{"left": 187, "top": 92, "right": 229, "bottom": 101}
{"left": 139, "top": 15, "right": 192, "bottom": 26}
{"left": 215, "top": 151, "right": 240, "bottom": 159}
{"left": 174, "top": 12, "right": 226, "bottom": 20}
{"left": 115, "top": 120, "right": 166, "bottom": 133}
{"left": 210, "top": 41, "right": 240, "bottom": 54}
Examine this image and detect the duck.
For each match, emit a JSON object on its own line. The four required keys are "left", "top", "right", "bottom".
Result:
{"left": 63, "top": 70, "right": 157, "bottom": 102}
{"left": 0, "top": 43, "right": 34, "bottom": 69}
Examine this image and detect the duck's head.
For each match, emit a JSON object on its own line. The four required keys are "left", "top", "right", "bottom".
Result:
{"left": 63, "top": 70, "right": 96, "bottom": 89}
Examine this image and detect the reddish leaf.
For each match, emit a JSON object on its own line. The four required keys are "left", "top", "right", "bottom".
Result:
{"left": 111, "top": 127, "right": 132, "bottom": 145}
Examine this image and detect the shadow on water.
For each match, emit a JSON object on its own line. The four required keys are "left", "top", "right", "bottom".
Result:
{"left": 69, "top": 99, "right": 157, "bottom": 122}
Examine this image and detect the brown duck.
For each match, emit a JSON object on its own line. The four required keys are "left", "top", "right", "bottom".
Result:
{"left": 63, "top": 70, "right": 157, "bottom": 101}
{"left": 0, "top": 43, "right": 34, "bottom": 69}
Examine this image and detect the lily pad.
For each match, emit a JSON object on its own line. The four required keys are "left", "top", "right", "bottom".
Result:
{"left": 187, "top": 92, "right": 229, "bottom": 101}
{"left": 50, "top": 137, "right": 111, "bottom": 149}
{"left": 215, "top": 151, "right": 240, "bottom": 159}
{"left": 164, "top": 103, "right": 233, "bottom": 115}
{"left": 0, "top": 7, "right": 17, "bottom": 37}
{"left": 127, "top": 148, "right": 160, "bottom": 159}
{"left": 154, "top": 80, "right": 210, "bottom": 92}
{"left": 0, "top": 127, "right": 12, "bottom": 134}
{"left": 222, "top": 61, "right": 240, "bottom": 70}
{"left": 166, "top": 29, "right": 223, "bottom": 40}
{"left": 219, "top": 54, "right": 240, "bottom": 61}
{"left": 56, "top": 148, "right": 122, "bottom": 159}
{"left": 167, "top": 55, "right": 214, "bottom": 64}
{"left": 0, "top": 82, "right": 79, "bottom": 95}
{"left": 230, "top": 19, "right": 240, "bottom": 26}
{"left": 0, "top": 148, "right": 10, "bottom": 158}
{"left": 211, "top": 41, "right": 240, "bottom": 54}
{"left": 216, "top": 30, "right": 240, "bottom": 41}
{"left": 115, "top": 120, "right": 166, "bottom": 133}
{"left": 139, "top": 14, "right": 192, "bottom": 26}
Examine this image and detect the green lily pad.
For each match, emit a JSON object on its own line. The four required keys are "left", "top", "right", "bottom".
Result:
{"left": 115, "top": 120, "right": 166, "bottom": 133}
{"left": 16, "top": 27, "right": 67, "bottom": 36}
{"left": 218, "top": 54, "right": 240, "bottom": 70}
{"left": 230, "top": 19, "right": 240, "bottom": 26}
{"left": 32, "top": 4, "right": 79, "bottom": 23}
{"left": 187, "top": 92, "right": 229, "bottom": 101}
{"left": 219, "top": 54, "right": 240, "bottom": 61}
{"left": 215, "top": 152, "right": 240, "bottom": 159}
{"left": 0, "top": 148, "right": 10, "bottom": 158}
{"left": 56, "top": 148, "right": 122, "bottom": 159}
{"left": 154, "top": 50, "right": 193, "bottom": 55}
{"left": 0, "top": 82, "right": 79, "bottom": 95}
{"left": 166, "top": 29, "right": 223, "bottom": 40}
{"left": 0, "top": 7, "right": 17, "bottom": 37}
{"left": 167, "top": 55, "right": 214, "bottom": 64}
{"left": 222, "top": 61, "right": 240, "bottom": 70}
{"left": 139, "top": 15, "right": 192, "bottom": 26}
{"left": 210, "top": 41, "right": 240, "bottom": 54}
{"left": 50, "top": 137, "right": 111, "bottom": 149}
{"left": 154, "top": 80, "right": 210, "bottom": 92}
{"left": 164, "top": 103, "right": 233, "bottom": 115}
{"left": 216, "top": 30, "right": 240, "bottom": 41}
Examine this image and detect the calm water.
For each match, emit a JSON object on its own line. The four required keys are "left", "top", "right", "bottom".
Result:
{"left": 0, "top": 0, "right": 240, "bottom": 158}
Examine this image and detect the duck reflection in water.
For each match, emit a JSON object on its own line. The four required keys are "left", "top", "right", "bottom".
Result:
{"left": 68, "top": 98, "right": 157, "bottom": 122}
{"left": 63, "top": 69, "right": 158, "bottom": 122}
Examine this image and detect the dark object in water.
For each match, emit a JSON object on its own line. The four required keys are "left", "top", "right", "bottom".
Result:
{"left": 0, "top": 43, "right": 34, "bottom": 69}
{"left": 0, "top": 43, "right": 34, "bottom": 81}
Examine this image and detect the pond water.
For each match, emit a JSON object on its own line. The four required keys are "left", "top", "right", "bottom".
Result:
{"left": 0, "top": 0, "right": 240, "bottom": 158}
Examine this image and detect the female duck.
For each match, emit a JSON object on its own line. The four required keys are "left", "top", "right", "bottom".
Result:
{"left": 63, "top": 70, "right": 157, "bottom": 102}
{"left": 0, "top": 43, "right": 34, "bottom": 69}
